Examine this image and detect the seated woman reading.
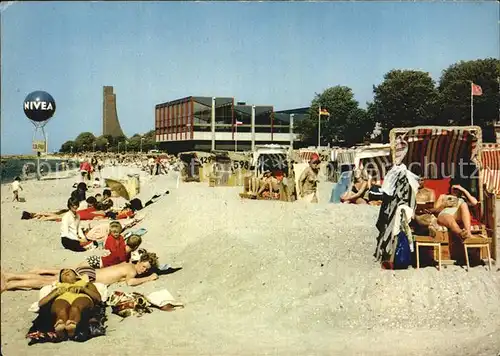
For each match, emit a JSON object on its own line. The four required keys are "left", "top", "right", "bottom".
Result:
{"left": 424, "top": 181, "right": 478, "bottom": 240}
{"left": 341, "top": 169, "right": 369, "bottom": 204}
{"left": 38, "top": 269, "right": 101, "bottom": 339}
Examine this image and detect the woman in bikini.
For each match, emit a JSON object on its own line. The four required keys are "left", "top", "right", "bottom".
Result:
{"left": 425, "top": 181, "right": 478, "bottom": 240}
{"left": 341, "top": 169, "right": 369, "bottom": 204}
{"left": 38, "top": 269, "right": 101, "bottom": 339}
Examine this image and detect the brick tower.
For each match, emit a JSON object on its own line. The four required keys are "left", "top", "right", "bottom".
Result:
{"left": 102, "top": 86, "right": 125, "bottom": 137}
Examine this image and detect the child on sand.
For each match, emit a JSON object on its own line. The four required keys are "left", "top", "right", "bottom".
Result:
{"left": 12, "top": 177, "right": 23, "bottom": 202}
{"left": 81, "top": 222, "right": 142, "bottom": 268}
{"left": 60, "top": 197, "right": 95, "bottom": 252}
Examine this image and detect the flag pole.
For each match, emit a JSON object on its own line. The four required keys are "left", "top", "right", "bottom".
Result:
{"left": 470, "top": 82, "right": 474, "bottom": 126}
{"left": 235, "top": 123, "right": 238, "bottom": 152}
{"left": 318, "top": 105, "right": 321, "bottom": 149}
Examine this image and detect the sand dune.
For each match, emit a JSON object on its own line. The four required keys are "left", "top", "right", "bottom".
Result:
{"left": 1, "top": 167, "right": 499, "bottom": 355}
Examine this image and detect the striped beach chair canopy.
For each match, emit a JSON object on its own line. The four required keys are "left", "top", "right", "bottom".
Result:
{"left": 482, "top": 143, "right": 500, "bottom": 196}
{"left": 356, "top": 144, "right": 392, "bottom": 180}
{"left": 389, "top": 126, "right": 482, "bottom": 180}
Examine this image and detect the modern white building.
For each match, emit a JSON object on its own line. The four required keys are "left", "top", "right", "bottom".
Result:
{"left": 155, "top": 96, "right": 309, "bottom": 153}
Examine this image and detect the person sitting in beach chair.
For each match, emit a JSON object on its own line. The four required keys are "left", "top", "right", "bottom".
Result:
{"left": 257, "top": 170, "right": 280, "bottom": 197}
{"left": 38, "top": 269, "right": 102, "bottom": 339}
{"left": 1, "top": 252, "right": 159, "bottom": 292}
{"left": 424, "top": 180, "right": 478, "bottom": 240}
{"left": 413, "top": 177, "right": 439, "bottom": 231}
{"left": 341, "top": 169, "right": 369, "bottom": 204}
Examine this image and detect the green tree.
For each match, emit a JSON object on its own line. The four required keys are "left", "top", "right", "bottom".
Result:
{"left": 60, "top": 140, "right": 75, "bottom": 153}
{"left": 94, "top": 136, "right": 109, "bottom": 152}
{"left": 74, "top": 132, "right": 96, "bottom": 152}
{"left": 295, "top": 86, "right": 373, "bottom": 147}
{"left": 438, "top": 58, "right": 500, "bottom": 131}
{"left": 370, "top": 70, "right": 439, "bottom": 140}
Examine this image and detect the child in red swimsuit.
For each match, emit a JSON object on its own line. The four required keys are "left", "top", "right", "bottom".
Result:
{"left": 82, "top": 221, "right": 142, "bottom": 268}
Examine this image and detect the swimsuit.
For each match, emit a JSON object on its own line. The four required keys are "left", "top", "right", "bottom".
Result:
{"left": 75, "top": 266, "right": 96, "bottom": 282}
{"left": 438, "top": 196, "right": 465, "bottom": 217}
{"left": 54, "top": 279, "right": 92, "bottom": 304}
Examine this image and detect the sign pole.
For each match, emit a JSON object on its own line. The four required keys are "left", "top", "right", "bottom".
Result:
{"left": 470, "top": 82, "right": 474, "bottom": 126}
{"left": 318, "top": 105, "right": 321, "bottom": 149}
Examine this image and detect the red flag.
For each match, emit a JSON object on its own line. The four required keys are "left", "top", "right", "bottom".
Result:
{"left": 471, "top": 83, "right": 483, "bottom": 96}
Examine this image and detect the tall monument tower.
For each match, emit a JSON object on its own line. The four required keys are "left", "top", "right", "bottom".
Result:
{"left": 102, "top": 86, "right": 125, "bottom": 137}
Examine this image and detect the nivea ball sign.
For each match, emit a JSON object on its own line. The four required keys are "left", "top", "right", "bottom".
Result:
{"left": 23, "top": 91, "right": 56, "bottom": 122}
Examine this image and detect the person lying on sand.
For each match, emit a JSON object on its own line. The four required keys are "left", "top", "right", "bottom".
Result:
{"left": 21, "top": 197, "right": 134, "bottom": 222}
{"left": 84, "top": 217, "right": 143, "bottom": 242}
{"left": 1, "top": 252, "right": 159, "bottom": 292}
{"left": 39, "top": 269, "right": 101, "bottom": 339}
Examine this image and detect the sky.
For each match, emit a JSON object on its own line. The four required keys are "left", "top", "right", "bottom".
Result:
{"left": 1, "top": 1, "right": 498, "bottom": 155}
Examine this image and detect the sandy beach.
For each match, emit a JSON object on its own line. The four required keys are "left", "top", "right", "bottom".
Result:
{"left": 1, "top": 167, "right": 499, "bottom": 356}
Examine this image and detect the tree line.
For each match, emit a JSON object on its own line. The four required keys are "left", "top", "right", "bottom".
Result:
{"left": 59, "top": 130, "right": 158, "bottom": 153}
{"left": 295, "top": 58, "right": 500, "bottom": 146}
{"left": 60, "top": 58, "right": 499, "bottom": 153}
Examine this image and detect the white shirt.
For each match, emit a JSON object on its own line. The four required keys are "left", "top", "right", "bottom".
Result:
{"left": 60, "top": 211, "right": 85, "bottom": 241}
{"left": 11, "top": 181, "right": 21, "bottom": 191}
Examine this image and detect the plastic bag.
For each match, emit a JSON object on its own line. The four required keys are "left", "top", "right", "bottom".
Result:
{"left": 394, "top": 231, "right": 411, "bottom": 269}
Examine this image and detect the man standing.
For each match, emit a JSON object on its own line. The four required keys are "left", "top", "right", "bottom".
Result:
{"left": 298, "top": 154, "right": 321, "bottom": 203}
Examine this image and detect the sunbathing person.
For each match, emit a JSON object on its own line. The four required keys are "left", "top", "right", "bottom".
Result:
{"left": 425, "top": 181, "right": 478, "bottom": 240}
{"left": 96, "top": 189, "right": 113, "bottom": 211}
{"left": 1, "top": 252, "right": 159, "bottom": 291}
{"left": 21, "top": 198, "right": 134, "bottom": 222}
{"left": 257, "top": 170, "right": 280, "bottom": 196}
{"left": 38, "top": 269, "right": 101, "bottom": 339}
{"left": 341, "top": 169, "right": 369, "bottom": 204}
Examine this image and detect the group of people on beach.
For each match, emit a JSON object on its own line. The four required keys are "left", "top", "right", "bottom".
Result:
{"left": 2, "top": 155, "right": 180, "bottom": 342}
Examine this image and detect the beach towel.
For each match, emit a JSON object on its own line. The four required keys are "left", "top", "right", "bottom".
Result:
{"left": 26, "top": 283, "right": 108, "bottom": 345}
{"left": 146, "top": 289, "right": 184, "bottom": 311}
{"left": 375, "top": 164, "right": 417, "bottom": 262}
{"left": 26, "top": 303, "right": 107, "bottom": 345}
{"left": 123, "top": 228, "right": 147, "bottom": 240}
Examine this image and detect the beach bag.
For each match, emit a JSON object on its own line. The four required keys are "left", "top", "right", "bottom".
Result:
{"left": 108, "top": 291, "right": 152, "bottom": 318}
{"left": 368, "top": 185, "right": 384, "bottom": 202}
{"left": 394, "top": 231, "right": 411, "bottom": 269}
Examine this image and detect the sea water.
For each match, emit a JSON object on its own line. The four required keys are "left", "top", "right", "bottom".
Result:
{"left": 0, "top": 158, "right": 79, "bottom": 183}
